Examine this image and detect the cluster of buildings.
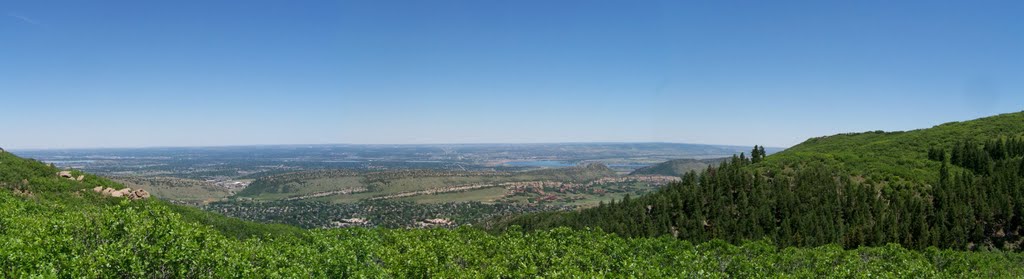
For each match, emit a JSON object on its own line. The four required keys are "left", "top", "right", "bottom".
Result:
{"left": 415, "top": 218, "right": 455, "bottom": 228}
{"left": 504, "top": 175, "right": 681, "bottom": 196}
{"left": 585, "top": 175, "right": 681, "bottom": 186}
{"left": 329, "top": 218, "right": 370, "bottom": 228}
{"left": 205, "top": 179, "right": 251, "bottom": 191}
{"left": 327, "top": 217, "right": 456, "bottom": 229}
{"left": 504, "top": 181, "right": 572, "bottom": 195}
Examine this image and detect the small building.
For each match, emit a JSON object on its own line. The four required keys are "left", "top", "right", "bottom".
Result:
{"left": 341, "top": 218, "right": 368, "bottom": 224}
{"left": 416, "top": 218, "right": 455, "bottom": 228}
{"left": 330, "top": 218, "right": 370, "bottom": 228}
{"left": 424, "top": 218, "right": 452, "bottom": 225}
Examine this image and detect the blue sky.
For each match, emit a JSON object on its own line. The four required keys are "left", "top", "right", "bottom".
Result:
{"left": 2, "top": 1, "right": 1022, "bottom": 149}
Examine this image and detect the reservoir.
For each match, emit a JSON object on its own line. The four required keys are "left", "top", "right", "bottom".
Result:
{"left": 503, "top": 160, "right": 575, "bottom": 167}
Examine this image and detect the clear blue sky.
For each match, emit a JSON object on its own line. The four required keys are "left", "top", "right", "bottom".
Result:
{"left": 2, "top": 1, "right": 1022, "bottom": 149}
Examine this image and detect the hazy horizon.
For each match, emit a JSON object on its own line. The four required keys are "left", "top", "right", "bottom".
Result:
{"left": 5, "top": 140, "right": 785, "bottom": 152}
{"left": 4, "top": 1, "right": 1023, "bottom": 150}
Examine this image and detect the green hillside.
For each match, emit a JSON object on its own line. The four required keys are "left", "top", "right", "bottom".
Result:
{"left": 0, "top": 150, "right": 123, "bottom": 193}
{"left": 763, "top": 111, "right": 1024, "bottom": 185}
{"left": 4, "top": 138, "right": 1024, "bottom": 276}
{"left": 0, "top": 149, "right": 307, "bottom": 240}
{"left": 494, "top": 112, "right": 1024, "bottom": 251}
{"left": 629, "top": 158, "right": 727, "bottom": 177}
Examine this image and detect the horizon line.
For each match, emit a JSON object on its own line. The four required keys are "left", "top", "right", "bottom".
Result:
{"left": 5, "top": 141, "right": 789, "bottom": 152}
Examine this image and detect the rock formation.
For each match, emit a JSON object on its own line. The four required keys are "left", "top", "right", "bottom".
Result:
{"left": 92, "top": 186, "right": 150, "bottom": 200}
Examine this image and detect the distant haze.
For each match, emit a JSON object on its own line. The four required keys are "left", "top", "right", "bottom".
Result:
{"left": 2, "top": 1, "right": 1022, "bottom": 149}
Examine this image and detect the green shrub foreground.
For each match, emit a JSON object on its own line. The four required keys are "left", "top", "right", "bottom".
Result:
{"left": 1, "top": 192, "right": 1022, "bottom": 278}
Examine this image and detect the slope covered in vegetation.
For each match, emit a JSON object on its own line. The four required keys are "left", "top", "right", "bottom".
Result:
{"left": 0, "top": 150, "right": 122, "bottom": 192}
{"left": 0, "top": 149, "right": 307, "bottom": 240}
{"left": 763, "top": 111, "right": 1024, "bottom": 185}
{"left": 1, "top": 190, "right": 1022, "bottom": 277}
{"left": 494, "top": 112, "right": 1024, "bottom": 251}
{"left": 3, "top": 145, "right": 1024, "bottom": 276}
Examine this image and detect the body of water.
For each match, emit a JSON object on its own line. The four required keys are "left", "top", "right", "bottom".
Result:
{"left": 503, "top": 160, "right": 575, "bottom": 167}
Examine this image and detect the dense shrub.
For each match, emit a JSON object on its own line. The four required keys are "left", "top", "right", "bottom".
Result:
{"left": 1, "top": 191, "right": 1023, "bottom": 277}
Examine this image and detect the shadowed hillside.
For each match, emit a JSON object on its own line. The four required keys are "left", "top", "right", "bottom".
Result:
{"left": 629, "top": 158, "right": 729, "bottom": 177}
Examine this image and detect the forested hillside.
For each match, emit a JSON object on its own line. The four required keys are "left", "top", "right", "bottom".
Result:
{"left": 4, "top": 137, "right": 1024, "bottom": 276}
{"left": 764, "top": 111, "right": 1024, "bottom": 184}
{"left": 494, "top": 112, "right": 1024, "bottom": 251}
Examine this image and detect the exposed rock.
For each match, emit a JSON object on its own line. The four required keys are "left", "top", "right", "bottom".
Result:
{"left": 76, "top": 175, "right": 85, "bottom": 181}
{"left": 13, "top": 189, "right": 33, "bottom": 197}
{"left": 88, "top": 186, "right": 151, "bottom": 200}
{"left": 58, "top": 171, "right": 73, "bottom": 178}
{"left": 132, "top": 189, "right": 150, "bottom": 199}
